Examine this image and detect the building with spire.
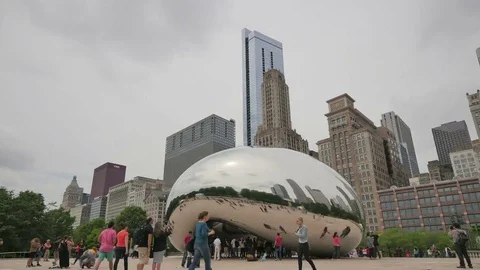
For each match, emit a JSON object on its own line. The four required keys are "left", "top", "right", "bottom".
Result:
{"left": 254, "top": 69, "right": 308, "bottom": 153}
{"left": 60, "top": 176, "right": 84, "bottom": 211}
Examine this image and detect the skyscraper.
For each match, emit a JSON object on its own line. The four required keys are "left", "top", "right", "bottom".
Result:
{"left": 380, "top": 112, "right": 420, "bottom": 177}
{"left": 242, "top": 28, "right": 284, "bottom": 146}
{"left": 476, "top": 47, "right": 480, "bottom": 66}
{"left": 317, "top": 94, "right": 396, "bottom": 232}
{"left": 432, "top": 121, "right": 472, "bottom": 165}
{"left": 466, "top": 90, "right": 480, "bottom": 139}
{"left": 254, "top": 69, "right": 308, "bottom": 153}
{"left": 89, "top": 163, "right": 126, "bottom": 202}
{"left": 163, "top": 114, "right": 235, "bottom": 187}
{"left": 378, "top": 127, "right": 410, "bottom": 187}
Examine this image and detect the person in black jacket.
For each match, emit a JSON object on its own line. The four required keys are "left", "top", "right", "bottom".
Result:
{"left": 152, "top": 222, "right": 172, "bottom": 270}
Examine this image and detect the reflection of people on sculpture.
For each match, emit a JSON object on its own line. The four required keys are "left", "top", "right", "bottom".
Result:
{"left": 295, "top": 217, "right": 317, "bottom": 270}
{"left": 340, "top": 226, "right": 351, "bottom": 238}
{"left": 320, "top": 227, "right": 330, "bottom": 238}
{"left": 279, "top": 225, "right": 287, "bottom": 234}
{"left": 188, "top": 211, "right": 215, "bottom": 270}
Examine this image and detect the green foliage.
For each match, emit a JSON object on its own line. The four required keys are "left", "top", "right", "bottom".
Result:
{"left": 378, "top": 228, "right": 452, "bottom": 255}
{"left": 0, "top": 187, "right": 74, "bottom": 251}
{"left": 73, "top": 218, "right": 106, "bottom": 248}
{"left": 115, "top": 206, "right": 147, "bottom": 236}
{"left": 165, "top": 186, "right": 361, "bottom": 223}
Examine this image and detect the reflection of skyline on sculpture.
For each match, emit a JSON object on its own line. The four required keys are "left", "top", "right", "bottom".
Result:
{"left": 166, "top": 147, "right": 364, "bottom": 256}
{"left": 305, "top": 185, "right": 331, "bottom": 209}
{"left": 270, "top": 184, "right": 291, "bottom": 200}
{"left": 286, "top": 178, "right": 310, "bottom": 203}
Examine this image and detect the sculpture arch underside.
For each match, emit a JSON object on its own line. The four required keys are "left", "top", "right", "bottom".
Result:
{"left": 167, "top": 195, "right": 362, "bottom": 257}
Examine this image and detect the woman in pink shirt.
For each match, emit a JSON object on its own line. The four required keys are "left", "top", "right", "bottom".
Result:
{"left": 94, "top": 221, "right": 117, "bottom": 270}
{"left": 332, "top": 232, "right": 341, "bottom": 259}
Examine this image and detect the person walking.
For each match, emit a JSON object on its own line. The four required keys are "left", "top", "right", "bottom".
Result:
{"left": 188, "top": 211, "right": 215, "bottom": 270}
{"left": 450, "top": 223, "right": 472, "bottom": 269}
{"left": 372, "top": 233, "right": 381, "bottom": 259}
{"left": 181, "top": 231, "right": 193, "bottom": 268}
{"left": 94, "top": 221, "right": 117, "bottom": 270}
{"left": 274, "top": 233, "right": 283, "bottom": 261}
{"left": 136, "top": 217, "right": 154, "bottom": 270}
{"left": 151, "top": 222, "right": 172, "bottom": 270}
{"left": 43, "top": 240, "right": 51, "bottom": 262}
{"left": 213, "top": 237, "right": 221, "bottom": 261}
{"left": 294, "top": 217, "right": 317, "bottom": 270}
{"left": 365, "top": 233, "right": 375, "bottom": 259}
{"left": 114, "top": 223, "right": 129, "bottom": 270}
{"left": 332, "top": 232, "right": 341, "bottom": 259}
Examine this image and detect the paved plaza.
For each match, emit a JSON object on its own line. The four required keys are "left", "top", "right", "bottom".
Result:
{"left": 1, "top": 257, "right": 479, "bottom": 270}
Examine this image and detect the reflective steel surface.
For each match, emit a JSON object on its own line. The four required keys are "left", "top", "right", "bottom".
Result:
{"left": 166, "top": 147, "right": 364, "bottom": 256}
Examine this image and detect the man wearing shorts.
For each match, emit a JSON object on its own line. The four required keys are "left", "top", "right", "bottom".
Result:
{"left": 94, "top": 221, "right": 117, "bottom": 270}
{"left": 136, "top": 217, "right": 154, "bottom": 270}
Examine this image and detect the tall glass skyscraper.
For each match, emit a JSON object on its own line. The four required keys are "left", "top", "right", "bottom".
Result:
{"left": 242, "top": 28, "right": 284, "bottom": 146}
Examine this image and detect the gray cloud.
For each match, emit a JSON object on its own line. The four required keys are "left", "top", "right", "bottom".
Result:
{"left": 0, "top": 0, "right": 479, "bottom": 205}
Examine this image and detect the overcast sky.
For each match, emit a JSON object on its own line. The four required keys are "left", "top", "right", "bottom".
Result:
{"left": 0, "top": 0, "right": 479, "bottom": 204}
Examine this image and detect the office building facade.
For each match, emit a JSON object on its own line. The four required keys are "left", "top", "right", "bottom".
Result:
{"left": 60, "top": 176, "right": 84, "bottom": 211}
{"left": 163, "top": 114, "right": 236, "bottom": 187}
{"left": 90, "top": 162, "right": 126, "bottom": 202}
{"left": 70, "top": 204, "right": 91, "bottom": 229}
{"left": 378, "top": 127, "right": 409, "bottom": 187}
{"left": 254, "top": 69, "right": 309, "bottom": 153}
{"left": 317, "top": 94, "right": 394, "bottom": 232}
{"left": 450, "top": 149, "right": 480, "bottom": 179}
{"left": 89, "top": 196, "right": 107, "bottom": 220}
{"left": 378, "top": 177, "right": 480, "bottom": 232}
{"left": 427, "top": 160, "right": 454, "bottom": 182}
{"left": 409, "top": 173, "right": 431, "bottom": 187}
{"left": 144, "top": 189, "right": 169, "bottom": 225}
{"left": 105, "top": 177, "right": 162, "bottom": 221}
{"left": 432, "top": 121, "right": 472, "bottom": 165}
{"left": 466, "top": 90, "right": 480, "bottom": 139}
{"left": 381, "top": 112, "right": 420, "bottom": 177}
{"left": 242, "top": 28, "right": 284, "bottom": 146}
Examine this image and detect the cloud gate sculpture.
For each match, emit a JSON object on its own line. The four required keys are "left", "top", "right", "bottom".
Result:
{"left": 166, "top": 147, "right": 364, "bottom": 256}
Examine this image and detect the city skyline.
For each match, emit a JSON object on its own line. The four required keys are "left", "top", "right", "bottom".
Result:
{"left": 1, "top": 1, "right": 479, "bottom": 204}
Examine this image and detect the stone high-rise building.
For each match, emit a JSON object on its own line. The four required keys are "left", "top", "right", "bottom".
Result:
{"left": 466, "top": 90, "right": 480, "bottom": 139}
{"left": 105, "top": 177, "right": 162, "bottom": 221}
{"left": 432, "top": 121, "right": 472, "bottom": 165}
{"left": 60, "top": 176, "right": 84, "bottom": 211}
{"left": 378, "top": 127, "right": 410, "bottom": 187}
{"left": 144, "top": 189, "right": 169, "bottom": 225}
{"left": 254, "top": 69, "right": 308, "bottom": 154}
{"left": 317, "top": 94, "right": 395, "bottom": 232}
{"left": 380, "top": 112, "right": 420, "bottom": 178}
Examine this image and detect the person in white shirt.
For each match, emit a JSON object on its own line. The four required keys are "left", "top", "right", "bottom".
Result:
{"left": 213, "top": 237, "right": 221, "bottom": 261}
{"left": 230, "top": 239, "right": 236, "bottom": 258}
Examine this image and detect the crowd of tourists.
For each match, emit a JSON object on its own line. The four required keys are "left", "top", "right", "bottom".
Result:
{"left": 17, "top": 217, "right": 170, "bottom": 270}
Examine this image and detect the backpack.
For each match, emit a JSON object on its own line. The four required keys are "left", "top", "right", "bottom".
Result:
{"left": 458, "top": 231, "right": 469, "bottom": 245}
{"left": 134, "top": 226, "right": 146, "bottom": 246}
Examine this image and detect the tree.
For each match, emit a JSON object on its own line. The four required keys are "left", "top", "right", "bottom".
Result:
{"left": 115, "top": 206, "right": 147, "bottom": 236}
{"left": 0, "top": 187, "right": 75, "bottom": 252}
{"left": 42, "top": 208, "right": 75, "bottom": 241}
{"left": 73, "top": 218, "right": 106, "bottom": 246}
{"left": 378, "top": 228, "right": 452, "bottom": 256}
